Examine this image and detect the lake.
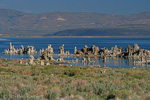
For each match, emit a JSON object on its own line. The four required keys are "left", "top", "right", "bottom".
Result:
{"left": 0, "top": 38, "right": 150, "bottom": 68}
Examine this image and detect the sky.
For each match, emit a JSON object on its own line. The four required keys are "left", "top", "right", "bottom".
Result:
{"left": 0, "top": 0, "right": 150, "bottom": 15}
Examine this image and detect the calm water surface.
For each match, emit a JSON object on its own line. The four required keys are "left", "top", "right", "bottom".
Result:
{"left": 0, "top": 38, "right": 150, "bottom": 68}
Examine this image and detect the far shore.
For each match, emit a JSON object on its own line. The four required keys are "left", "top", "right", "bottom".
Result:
{"left": 0, "top": 39, "right": 8, "bottom": 40}
{"left": 1, "top": 36, "right": 150, "bottom": 38}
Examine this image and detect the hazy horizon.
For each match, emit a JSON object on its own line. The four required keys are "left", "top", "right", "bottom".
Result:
{"left": 0, "top": 0, "right": 150, "bottom": 15}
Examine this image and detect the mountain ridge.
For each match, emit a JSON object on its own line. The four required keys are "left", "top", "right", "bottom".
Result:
{"left": 0, "top": 9, "right": 150, "bottom": 37}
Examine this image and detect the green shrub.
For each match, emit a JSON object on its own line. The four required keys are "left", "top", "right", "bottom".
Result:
{"left": 92, "top": 82, "right": 117, "bottom": 97}
{"left": 146, "top": 96, "right": 150, "bottom": 100}
{"left": 84, "top": 84, "right": 93, "bottom": 92}
{"left": 88, "top": 95, "right": 104, "bottom": 100}
{"left": 47, "top": 90, "right": 57, "bottom": 100}
{"left": 116, "top": 89, "right": 129, "bottom": 99}
{"left": 130, "top": 96, "right": 143, "bottom": 100}
{"left": 61, "top": 89, "right": 66, "bottom": 97}
{"left": 64, "top": 69, "right": 77, "bottom": 77}
{"left": 106, "top": 94, "right": 115, "bottom": 100}
{"left": 19, "top": 86, "right": 33, "bottom": 96}
{"left": 92, "top": 83, "right": 107, "bottom": 95}
{"left": 0, "top": 89, "right": 10, "bottom": 99}
{"left": 76, "top": 86, "right": 84, "bottom": 92}
{"left": 33, "top": 77, "right": 38, "bottom": 81}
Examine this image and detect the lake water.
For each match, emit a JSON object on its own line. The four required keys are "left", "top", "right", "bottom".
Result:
{"left": 0, "top": 38, "right": 150, "bottom": 68}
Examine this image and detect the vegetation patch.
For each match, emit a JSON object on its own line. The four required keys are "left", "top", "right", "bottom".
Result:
{"left": 0, "top": 60, "right": 150, "bottom": 99}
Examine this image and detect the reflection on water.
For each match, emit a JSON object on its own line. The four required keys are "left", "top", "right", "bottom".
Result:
{"left": 56, "top": 56, "right": 150, "bottom": 68}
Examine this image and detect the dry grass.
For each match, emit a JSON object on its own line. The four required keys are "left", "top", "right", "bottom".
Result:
{"left": 0, "top": 59, "right": 150, "bottom": 100}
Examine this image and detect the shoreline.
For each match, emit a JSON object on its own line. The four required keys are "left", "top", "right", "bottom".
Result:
{"left": 0, "top": 39, "right": 8, "bottom": 40}
{"left": 1, "top": 36, "right": 150, "bottom": 38}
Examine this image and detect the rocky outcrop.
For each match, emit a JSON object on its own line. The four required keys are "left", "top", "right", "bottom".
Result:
{"left": 100, "top": 45, "right": 122, "bottom": 57}
{"left": 19, "top": 58, "right": 23, "bottom": 64}
{"left": 57, "top": 44, "right": 72, "bottom": 56}
{"left": 92, "top": 45, "right": 99, "bottom": 55}
{"left": 123, "top": 44, "right": 150, "bottom": 58}
{"left": 58, "top": 44, "right": 64, "bottom": 54}
{"left": 26, "top": 46, "right": 37, "bottom": 54}
{"left": 3, "top": 42, "right": 37, "bottom": 55}
{"left": 3, "top": 42, "right": 150, "bottom": 65}
{"left": 74, "top": 46, "right": 77, "bottom": 54}
{"left": 75, "top": 45, "right": 99, "bottom": 56}
{"left": 39, "top": 44, "right": 53, "bottom": 55}
{"left": 28, "top": 55, "right": 35, "bottom": 65}
{"left": 3, "top": 42, "right": 17, "bottom": 54}
{"left": 38, "top": 44, "right": 54, "bottom": 61}
{"left": 74, "top": 44, "right": 150, "bottom": 64}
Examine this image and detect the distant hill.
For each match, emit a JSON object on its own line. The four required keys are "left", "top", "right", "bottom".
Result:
{"left": 0, "top": 9, "right": 150, "bottom": 37}
{"left": 47, "top": 25, "right": 150, "bottom": 36}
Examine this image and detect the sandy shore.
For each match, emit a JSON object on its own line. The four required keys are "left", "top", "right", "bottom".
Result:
{"left": 0, "top": 39, "right": 8, "bottom": 40}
